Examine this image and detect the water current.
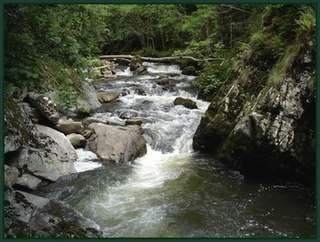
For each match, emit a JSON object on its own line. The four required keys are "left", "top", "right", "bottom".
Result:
{"left": 35, "top": 62, "right": 316, "bottom": 238}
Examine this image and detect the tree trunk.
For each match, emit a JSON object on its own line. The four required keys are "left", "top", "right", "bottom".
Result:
{"left": 99, "top": 55, "right": 223, "bottom": 63}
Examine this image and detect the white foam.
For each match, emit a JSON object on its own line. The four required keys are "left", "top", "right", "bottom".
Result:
{"left": 115, "top": 67, "right": 133, "bottom": 76}
{"left": 74, "top": 149, "right": 102, "bottom": 172}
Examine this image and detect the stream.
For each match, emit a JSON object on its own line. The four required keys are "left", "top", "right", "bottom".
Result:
{"left": 35, "top": 62, "right": 315, "bottom": 238}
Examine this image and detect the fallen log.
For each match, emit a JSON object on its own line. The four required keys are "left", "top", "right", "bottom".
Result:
{"left": 99, "top": 55, "right": 223, "bottom": 63}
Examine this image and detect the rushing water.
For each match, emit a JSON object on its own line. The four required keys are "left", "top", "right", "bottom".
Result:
{"left": 35, "top": 62, "right": 316, "bottom": 238}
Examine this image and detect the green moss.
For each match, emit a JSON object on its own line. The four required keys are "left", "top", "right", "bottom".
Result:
{"left": 45, "top": 158, "right": 54, "bottom": 165}
{"left": 4, "top": 94, "right": 32, "bottom": 147}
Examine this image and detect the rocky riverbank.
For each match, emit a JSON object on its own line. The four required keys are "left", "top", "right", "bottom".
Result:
{"left": 4, "top": 61, "right": 149, "bottom": 238}
{"left": 193, "top": 36, "right": 315, "bottom": 185}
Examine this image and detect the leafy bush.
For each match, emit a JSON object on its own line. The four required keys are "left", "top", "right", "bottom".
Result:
{"left": 193, "top": 58, "right": 234, "bottom": 96}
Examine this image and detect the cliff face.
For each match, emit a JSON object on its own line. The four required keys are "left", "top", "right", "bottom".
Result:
{"left": 193, "top": 6, "right": 315, "bottom": 184}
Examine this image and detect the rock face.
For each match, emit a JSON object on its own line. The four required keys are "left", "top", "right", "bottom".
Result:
{"left": 193, "top": 40, "right": 315, "bottom": 184}
{"left": 88, "top": 123, "right": 147, "bottom": 163}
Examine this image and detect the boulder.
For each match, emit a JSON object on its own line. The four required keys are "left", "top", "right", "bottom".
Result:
{"left": 35, "top": 124, "right": 78, "bottom": 161}
{"left": 10, "top": 146, "right": 77, "bottom": 183}
{"left": 97, "top": 92, "right": 120, "bottom": 103}
{"left": 5, "top": 96, "right": 77, "bottom": 184}
{"left": 88, "top": 123, "right": 147, "bottom": 163}
{"left": 16, "top": 174, "right": 42, "bottom": 190}
{"left": 27, "top": 92, "right": 60, "bottom": 125}
{"left": 18, "top": 191, "right": 50, "bottom": 209}
{"left": 67, "top": 82, "right": 103, "bottom": 118}
{"left": 173, "top": 97, "right": 198, "bottom": 109}
{"left": 66, "top": 133, "right": 87, "bottom": 148}
{"left": 56, "top": 118, "right": 83, "bottom": 134}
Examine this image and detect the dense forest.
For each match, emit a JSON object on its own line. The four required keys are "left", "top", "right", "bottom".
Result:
{"left": 5, "top": 4, "right": 315, "bottom": 107}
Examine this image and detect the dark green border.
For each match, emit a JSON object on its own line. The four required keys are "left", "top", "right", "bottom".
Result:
{"left": 1, "top": 0, "right": 319, "bottom": 242}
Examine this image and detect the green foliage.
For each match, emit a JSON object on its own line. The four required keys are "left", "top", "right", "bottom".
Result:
{"left": 5, "top": 3, "right": 315, "bottom": 106}
{"left": 193, "top": 58, "right": 234, "bottom": 96}
{"left": 295, "top": 5, "right": 316, "bottom": 39}
{"left": 4, "top": 4, "right": 108, "bottom": 111}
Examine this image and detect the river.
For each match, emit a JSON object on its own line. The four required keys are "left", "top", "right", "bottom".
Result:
{"left": 35, "top": 62, "right": 315, "bottom": 238}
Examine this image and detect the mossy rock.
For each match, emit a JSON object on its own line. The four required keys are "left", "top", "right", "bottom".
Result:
{"left": 182, "top": 66, "right": 197, "bottom": 75}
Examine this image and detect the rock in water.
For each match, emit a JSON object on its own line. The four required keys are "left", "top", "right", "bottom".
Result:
{"left": 88, "top": 123, "right": 147, "bottom": 163}
{"left": 173, "top": 97, "right": 198, "bottom": 109}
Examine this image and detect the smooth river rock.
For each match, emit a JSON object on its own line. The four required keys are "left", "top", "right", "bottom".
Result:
{"left": 88, "top": 123, "right": 147, "bottom": 163}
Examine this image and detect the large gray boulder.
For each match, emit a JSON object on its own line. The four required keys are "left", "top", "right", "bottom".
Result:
{"left": 35, "top": 124, "right": 78, "bottom": 161}
{"left": 88, "top": 123, "right": 147, "bottom": 163}
{"left": 9, "top": 146, "right": 77, "bottom": 182}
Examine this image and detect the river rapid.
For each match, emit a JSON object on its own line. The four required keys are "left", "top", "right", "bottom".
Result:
{"left": 35, "top": 62, "right": 315, "bottom": 238}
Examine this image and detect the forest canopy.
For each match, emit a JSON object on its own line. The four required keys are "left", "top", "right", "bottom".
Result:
{"left": 4, "top": 4, "right": 316, "bottom": 104}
